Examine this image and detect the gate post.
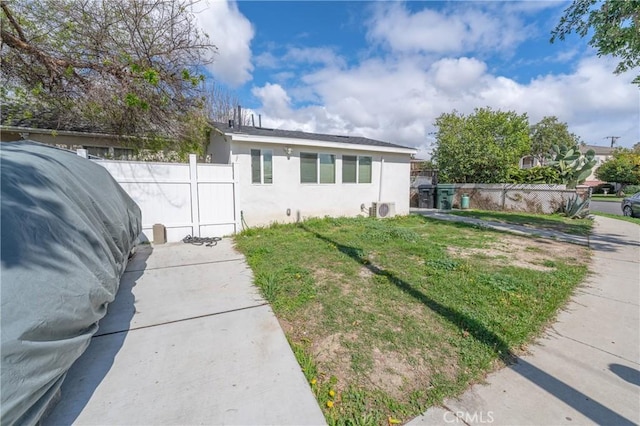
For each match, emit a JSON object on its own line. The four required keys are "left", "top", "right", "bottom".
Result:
{"left": 189, "top": 154, "right": 201, "bottom": 237}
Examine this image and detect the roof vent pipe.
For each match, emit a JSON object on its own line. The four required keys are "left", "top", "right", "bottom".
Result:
{"left": 259, "top": 114, "right": 262, "bottom": 128}
{"left": 237, "top": 105, "right": 242, "bottom": 129}
{"left": 251, "top": 114, "right": 255, "bottom": 127}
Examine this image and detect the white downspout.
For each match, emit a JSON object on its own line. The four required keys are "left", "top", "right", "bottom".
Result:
{"left": 378, "top": 156, "right": 385, "bottom": 202}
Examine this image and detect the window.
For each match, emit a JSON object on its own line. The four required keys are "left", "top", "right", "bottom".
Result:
{"left": 84, "top": 146, "right": 110, "bottom": 158}
{"left": 342, "top": 155, "right": 357, "bottom": 183}
{"left": 83, "top": 146, "right": 135, "bottom": 159}
{"left": 358, "top": 156, "right": 372, "bottom": 183}
{"left": 113, "top": 148, "right": 135, "bottom": 160}
{"left": 300, "top": 152, "right": 335, "bottom": 183}
{"left": 319, "top": 154, "right": 335, "bottom": 183}
{"left": 300, "top": 153, "right": 317, "bottom": 183}
{"left": 342, "top": 155, "right": 372, "bottom": 183}
{"left": 251, "top": 149, "right": 272, "bottom": 184}
{"left": 521, "top": 156, "right": 535, "bottom": 169}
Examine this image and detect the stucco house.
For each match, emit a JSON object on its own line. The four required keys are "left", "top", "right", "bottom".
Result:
{"left": 207, "top": 121, "right": 416, "bottom": 227}
{"left": 2, "top": 122, "right": 417, "bottom": 230}
{"left": 579, "top": 144, "right": 615, "bottom": 186}
{"left": 1, "top": 125, "right": 136, "bottom": 159}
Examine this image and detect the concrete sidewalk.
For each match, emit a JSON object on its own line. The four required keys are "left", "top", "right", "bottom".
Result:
{"left": 44, "top": 239, "right": 325, "bottom": 425}
{"left": 409, "top": 216, "right": 640, "bottom": 425}
{"left": 412, "top": 208, "right": 589, "bottom": 246}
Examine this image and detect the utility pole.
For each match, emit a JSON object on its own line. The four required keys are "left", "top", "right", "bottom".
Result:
{"left": 604, "top": 136, "right": 620, "bottom": 147}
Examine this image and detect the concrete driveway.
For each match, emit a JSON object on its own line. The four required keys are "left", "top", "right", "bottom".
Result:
{"left": 43, "top": 239, "right": 325, "bottom": 425}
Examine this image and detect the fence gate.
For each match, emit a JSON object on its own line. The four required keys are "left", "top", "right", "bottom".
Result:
{"left": 92, "top": 154, "right": 238, "bottom": 242}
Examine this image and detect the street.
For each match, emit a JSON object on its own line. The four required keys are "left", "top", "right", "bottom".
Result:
{"left": 590, "top": 200, "right": 623, "bottom": 216}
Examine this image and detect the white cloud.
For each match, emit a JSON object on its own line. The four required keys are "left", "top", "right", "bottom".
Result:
{"left": 196, "top": 0, "right": 254, "bottom": 86}
{"left": 251, "top": 53, "right": 638, "bottom": 158}
{"left": 282, "top": 47, "right": 346, "bottom": 68}
{"left": 254, "top": 52, "right": 279, "bottom": 69}
{"left": 251, "top": 83, "right": 292, "bottom": 117}
{"left": 366, "top": 3, "right": 529, "bottom": 55}
{"left": 432, "top": 57, "right": 487, "bottom": 93}
{"left": 213, "top": 1, "right": 638, "bottom": 157}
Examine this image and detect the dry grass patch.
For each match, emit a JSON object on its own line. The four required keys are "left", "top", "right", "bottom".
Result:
{"left": 448, "top": 234, "right": 590, "bottom": 271}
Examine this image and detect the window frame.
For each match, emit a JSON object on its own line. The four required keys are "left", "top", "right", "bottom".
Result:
{"left": 251, "top": 148, "right": 273, "bottom": 184}
{"left": 342, "top": 155, "right": 372, "bottom": 184}
{"left": 300, "top": 152, "right": 336, "bottom": 184}
{"left": 83, "top": 146, "right": 135, "bottom": 159}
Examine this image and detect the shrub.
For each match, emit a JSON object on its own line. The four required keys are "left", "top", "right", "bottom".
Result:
{"left": 506, "top": 166, "right": 561, "bottom": 184}
{"left": 623, "top": 185, "right": 640, "bottom": 195}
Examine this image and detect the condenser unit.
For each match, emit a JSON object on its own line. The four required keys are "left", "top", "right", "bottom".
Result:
{"left": 370, "top": 202, "right": 396, "bottom": 218}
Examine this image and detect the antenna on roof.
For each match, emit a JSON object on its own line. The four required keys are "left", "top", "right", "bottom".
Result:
{"left": 604, "top": 136, "right": 620, "bottom": 148}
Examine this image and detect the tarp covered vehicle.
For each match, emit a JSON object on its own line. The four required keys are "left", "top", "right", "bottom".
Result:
{"left": 1, "top": 141, "right": 141, "bottom": 425}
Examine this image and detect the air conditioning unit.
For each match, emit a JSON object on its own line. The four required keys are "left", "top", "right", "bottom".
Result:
{"left": 370, "top": 202, "right": 396, "bottom": 218}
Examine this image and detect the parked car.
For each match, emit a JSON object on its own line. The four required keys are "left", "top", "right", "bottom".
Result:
{"left": 621, "top": 192, "right": 640, "bottom": 217}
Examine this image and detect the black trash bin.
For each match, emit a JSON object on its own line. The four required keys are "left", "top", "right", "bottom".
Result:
{"left": 417, "top": 184, "right": 435, "bottom": 208}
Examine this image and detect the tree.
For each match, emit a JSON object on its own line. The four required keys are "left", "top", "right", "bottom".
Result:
{"left": 551, "top": 0, "right": 640, "bottom": 85}
{"left": 433, "top": 107, "right": 531, "bottom": 183}
{"left": 595, "top": 148, "right": 640, "bottom": 192}
{"left": 529, "top": 116, "right": 582, "bottom": 165}
{"left": 205, "top": 82, "right": 252, "bottom": 125}
{"left": 1, "top": 0, "right": 216, "bottom": 155}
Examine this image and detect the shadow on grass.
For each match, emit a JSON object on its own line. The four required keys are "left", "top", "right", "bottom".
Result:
{"left": 300, "top": 223, "right": 636, "bottom": 425}
{"left": 300, "top": 223, "right": 514, "bottom": 363}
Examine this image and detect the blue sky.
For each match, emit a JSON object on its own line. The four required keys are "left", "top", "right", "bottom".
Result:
{"left": 197, "top": 1, "right": 639, "bottom": 158}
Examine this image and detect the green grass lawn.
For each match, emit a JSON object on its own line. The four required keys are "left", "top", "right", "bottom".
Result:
{"left": 234, "top": 215, "right": 590, "bottom": 425}
{"left": 448, "top": 210, "right": 593, "bottom": 236}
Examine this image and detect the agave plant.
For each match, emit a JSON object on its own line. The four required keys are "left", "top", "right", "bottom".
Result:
{"left": 561, "top": 194, "right": 590, "bottom": 219}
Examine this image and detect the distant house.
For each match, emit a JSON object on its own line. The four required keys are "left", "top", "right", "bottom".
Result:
{"left": 519, "top": 144, "right": 615, "bottom": 187}
{"left": 208, "top": 121, "right": 416, "bottom": 227}
{"left": 579, "top": 144, "right": 615, "bottom": 186}
{"left": 519, "top": 155, "right": 540, "bottom": 169}
{"left": 0, "top": 126, "right": 136, "bottom": 159}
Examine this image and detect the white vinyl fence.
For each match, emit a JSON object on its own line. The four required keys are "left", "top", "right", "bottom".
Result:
{"left": 88, "top": 153, "right": 238, "bottom": 242}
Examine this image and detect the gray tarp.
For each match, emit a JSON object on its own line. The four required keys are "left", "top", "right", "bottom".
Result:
{"left": 1, "top": 141, "right": 142, "bottom": 425}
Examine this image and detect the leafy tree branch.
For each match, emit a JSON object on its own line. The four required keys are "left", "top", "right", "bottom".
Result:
{"left": 551, "top": 0, "right": 640, "bottom": 85}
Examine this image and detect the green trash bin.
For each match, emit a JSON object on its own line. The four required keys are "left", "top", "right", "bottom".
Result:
{"left": 436, "top": 184, "right": 456, "bottom": 210}
{"left": 461, "top": 194, "right": 470, "bottom": 209}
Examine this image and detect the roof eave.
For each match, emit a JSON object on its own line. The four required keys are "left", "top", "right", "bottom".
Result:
{"left": 224, "top": 132, "right": 416, "bottom": 155}
{"left": 0, "top": 125, "right": 120, "bottom": 140}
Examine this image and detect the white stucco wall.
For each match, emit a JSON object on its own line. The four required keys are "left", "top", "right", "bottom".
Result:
{"left": 209, "top": 132, "right": 231, "bottom": 164}
{"left": 229, "top": 140, "right": 411, "bottom": 227}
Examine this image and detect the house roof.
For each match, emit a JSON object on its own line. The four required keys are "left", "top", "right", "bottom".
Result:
{"left": 212, "top": 121, "right": 415, "bottom": 152}
{"left": 1, "top": 125, "right": 120, "bottom": 140}
{"left": 581, "top": 144, "right": 615, "bottom": 156}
